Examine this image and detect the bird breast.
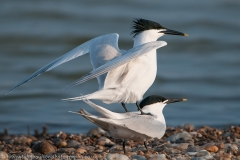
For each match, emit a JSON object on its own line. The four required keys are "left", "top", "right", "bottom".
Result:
{"left": 105, "top": 50, "right": 157, "bottom": 102}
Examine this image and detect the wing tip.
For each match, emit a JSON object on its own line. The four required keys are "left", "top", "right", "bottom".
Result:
{"left": 5, "top": 87, "right": 17, "bottom": 95}
{"left": 62, "top": 96, "right": 83, "bottom": 102}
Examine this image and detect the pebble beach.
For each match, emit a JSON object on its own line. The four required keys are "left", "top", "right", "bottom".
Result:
{"left": 0, "top": 124, "right": 239, "bottom": 160}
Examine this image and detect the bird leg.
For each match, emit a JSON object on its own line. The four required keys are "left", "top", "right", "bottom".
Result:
{"left": 136, "top": 101, "right": 152, "bottom": 116}
{"left": 123, "top": 139, "right": 126, "bottom": 154}
{"left": 121, "top": 103, "right": 128, "bottom": 112}
{"left": 144, "top": 141, "right": 148, "bottom": 151}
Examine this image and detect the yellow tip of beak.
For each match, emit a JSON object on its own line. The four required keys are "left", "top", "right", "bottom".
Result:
{"left": 184, "top": 33, "right": 188, "bottom": 36}
{"left": 182, "top": 98, "right": 188, "bottom": 101}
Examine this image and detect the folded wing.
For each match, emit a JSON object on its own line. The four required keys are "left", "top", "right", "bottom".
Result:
{"left": 74, "top": 109, "right": 165, "bottom": 139}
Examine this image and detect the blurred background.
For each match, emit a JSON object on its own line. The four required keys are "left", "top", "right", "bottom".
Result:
{"left": 1, "top": 0, "right": 240, "bottom": 134}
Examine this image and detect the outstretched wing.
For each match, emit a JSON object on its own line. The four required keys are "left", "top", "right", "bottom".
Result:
{"left": 6, "top": 33, "right": 120, "bottom": 95}
{"left": 65, "top": 41, "right": 167, "bottom": 89}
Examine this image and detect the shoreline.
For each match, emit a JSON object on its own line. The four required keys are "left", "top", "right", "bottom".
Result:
{"left": 0, "top": 124, "right": 239, "bottom": 160}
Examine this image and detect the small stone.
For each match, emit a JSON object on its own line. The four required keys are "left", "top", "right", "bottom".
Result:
{"left": 54, "top": 138, "right": 67, "bottom": 148}
{"left": 97, "top": 137, "right": 115, "bottom": 146}
{"left": 192, "top": 157, "right": 206, "bottom": 160}
{"left": 138, "top": 150, "right": 145, "bottom": 156}
{"left": 149, "top": 154, "right": 167, "bottom": 160}
{"left": 183, "top": 124, "right": 195, "bottom": 132}
{"left": 225, "top": 143, "right": 238, "bottom": 153}
{"left": 221, "top": 152, "right": 232, "bottom": 158}
{"left": 59, "top": 132, "right": 67, "bottom": 140}
{"left": 79, "top": 145, "right": 95, "bottom": 151}
{"left": 33, "top": 140, "right": 56, "bottom": 154}
{"left": 131, "top": 155, "right": 146, "bottom": 160}
{"left": 166, "top": 131, "right": 192, "bottom": 143}
{"left": 237, "top": 149, "right": 240, "bottom": 156}
{"left": 87, "top": 128, "right": 106, "bottom": 137}
{"left": 189, "top": 132, "right": 198, "bottom": 136}
{"left": 196, "top": 150, "right": 211, "bottom": 157}
{"left": 164, "top": 147, "right": 181, "bottom": 154}
{"left": 126, "top": 152, "right": 137, "bottom": 157}
{"left": 166, "top": 143, "right": 189, "bottom": 150}
{"left": 186, "top": 152, "right": 198, "bottom": 156}
{"left": 205, "top": 145, "right": 219, "bottom": 153}
{"left": 58, "top": 141, "right": 67, "bottom": 148}
{"left": 76, "top": 148, "right": 87, "bottom": 154}
{"left": 109, "top": 145, "right": 125, "bottom": 153}
{"left": 0, "top": 151, "right": 8, "bottom": 160}
{"left": 218, "top": 143, "right": 225, "bottom": 149}
{"left": 66, "top": 140, "right": 81, "bottom": 148}
{"left": 187, "top": 145, "right": 203, "bottom": 152}
{"left": 58, "top": 147, "right": 75, "bottom": 154}
{"left": 224, "top": 132, "right": 231, "bottom": 138}
{"left": 106, "top": 153, "right": 129, "bottom": 160}
{"left": 24, "top": 138, "right": 33, "bottom": 146}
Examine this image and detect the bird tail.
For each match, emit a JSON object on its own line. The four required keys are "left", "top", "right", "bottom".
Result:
{"left": 70, "top": 109, "right": 109, "bottom": 131}
{"left": 82, "top": 99, "right": 122, "bottom": 119}
{"left": 62, "top": 89, "right": 122, "bottom": 104}
{"left": 62, "top": 94, "right": 91, "bottom": 101}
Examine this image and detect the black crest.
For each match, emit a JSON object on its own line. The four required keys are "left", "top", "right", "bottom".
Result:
{"left": 139, "top": 95, "right": 167, "bottom": 109}
{"left": 131, "top": 18, "right": 165, "bottom": 38}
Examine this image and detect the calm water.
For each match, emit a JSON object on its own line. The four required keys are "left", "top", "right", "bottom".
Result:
{"left": 1, "top": 0, "right": 240, "bottom": 134}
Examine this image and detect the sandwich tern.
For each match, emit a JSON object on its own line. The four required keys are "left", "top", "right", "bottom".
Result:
{"left": 6, "top": 18, "right": 187, "bottom": 113}
{"left": 70, "top": 95, "right": 187, "bottom": 153}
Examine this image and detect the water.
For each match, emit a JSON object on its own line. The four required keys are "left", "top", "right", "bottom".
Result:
{"left": 1, "top": 0, "right": 240, "bottom": 134}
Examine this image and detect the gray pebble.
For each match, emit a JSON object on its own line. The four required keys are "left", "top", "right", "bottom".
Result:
{"left": 166, "top": 131, "right": 192, "bottom": 143}
{"left": 187, "top": 145, "right": 203, "bottom": 152}
{"left": 131, "top": 155, "right": 146, "bottom": 160}
{"left": 166, "top": 143, "right": 189, "bottom": 150}
{"left": 106, "top": 153, "right": 129, "bottom": 160}
{"left": 171, "top": 156, "right": 189, "bottom": 160}
{"left": 193, "top": 155, "right": 213, "bottom": 160}
{"left": 196, "top": 150, "right": 211, "bottom": 157}
{"left": 66, "top": 140, "right": 81, "bottom": 148}
{"left": 223, "top": 132, "right": 231, "bottom": 138}
{"left": 186, "top": 152, "right": 198, "bottom": 156}
{"left": 225, "top": 143, "right": 238, "bottom": 153}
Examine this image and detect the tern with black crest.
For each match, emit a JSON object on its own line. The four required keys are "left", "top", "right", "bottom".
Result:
{"left": 6, "top": 19, "right": 188, "bottom": 113}
{"left": 70, "top": 95, "right": 187, "bottom": 154}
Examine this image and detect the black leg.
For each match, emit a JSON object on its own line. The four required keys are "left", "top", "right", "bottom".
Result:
{"left": 144, "top": 141, "right": 148, "bottom": 151}
{"left": 136, "top": 101, "right": 152, "bottom": 116}
{"left": 121, "top": 103, "right": 128, "bottom": 112}
{"left": 123, "top": 140, "right": 126, "bottom": 154}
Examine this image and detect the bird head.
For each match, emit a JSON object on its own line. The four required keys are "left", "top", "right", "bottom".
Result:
{"left": 132, "top": 18, "right": 188, "bottom": 41}
{"left": 140, "top": 95, "right": 187, "bottom": 114}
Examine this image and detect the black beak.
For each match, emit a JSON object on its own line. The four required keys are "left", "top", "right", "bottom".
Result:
{"left": 166, "top": 98, "right": 187, "bottom": 104}
{"left": 160, "top": 28, "right": 188, "bottom": 36}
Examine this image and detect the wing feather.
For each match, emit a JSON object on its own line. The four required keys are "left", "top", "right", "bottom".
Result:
{"left": 65, "top": 41, "right": 167, "bottom": 89}
{"left": 6, "top": 33, "right": 119, "bottom": 95}
{"left": 112, "top": 116, "right": 166, "bottom": 139}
